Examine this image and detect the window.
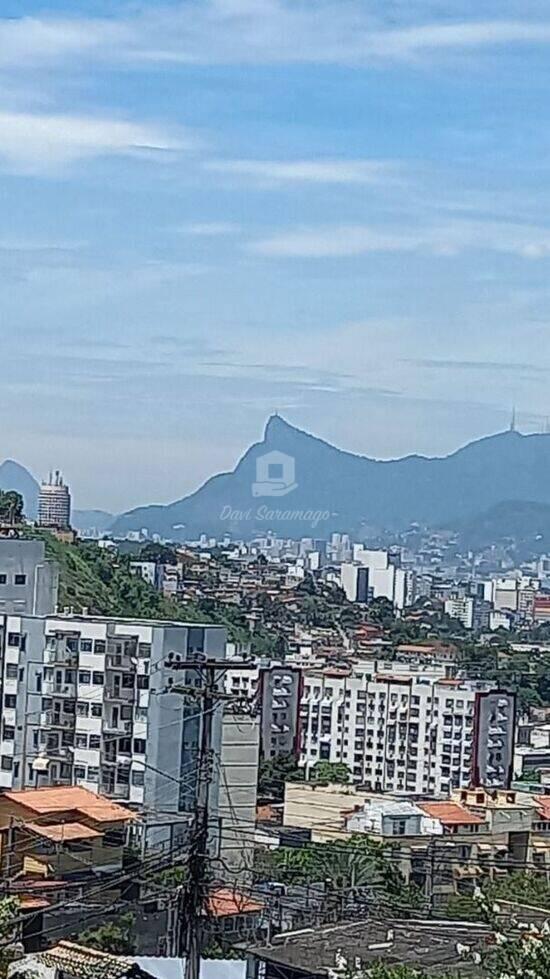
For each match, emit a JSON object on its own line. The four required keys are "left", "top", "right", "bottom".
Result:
{"left": 76, "top": 702, "right": 90, "bottom": 717}
{"left": 4, "top": 695, "right": 16, "bottom": 709}
{"left": 75, "top": 734, "right": 88, "bottom": 749}
{"left": 1, "top": 756, "right": 13, "bottom": 771}
{"left": 91, "top": 704, "right": 102, "bottom": 718}
{"left": 2, "top": 725, "right": 14, "bottom": 741}
{"left": 0, "top": 574, "right": 6, "bottom": 585}
{"left": 79, "top": 671, "right": 91, "bottom": 685}
{"left": 137, "top": 675, "right": 149, "bottom": 690}
{"left": 7, "top": 633, "right": 20, "bottom": 648}
{"left": 74, "top": 766, "right": 86, "bottom": 780}
{"left": 80, "top": 639, "right": 93, "bottom": 653}
{"left": 86, "top": 766, "right": 99, "bottom": 781}
{"left": 89, "top": 735, "right": 101, "bottom": 749}
{"left": 94, "top": 640, "right": 106, "bottom": 654}
{"left": 14, "top": 574, "right": 26, "bottom": 586}
{"left": 133, "top": 739, "right": 146, "bottom": 755}
{"left": 92, "top": 671, "right": 104, "bottom": 685}
{"left": 138, "top": 643, "right": 151, "bottom": 659}
{"left": 132, "top": 770, "right": 145, "bottom": 787}
{"left": 65, "top": 669, "right": 76, "bottom": 683}
{"left": 122, "top": 673, "right": 134, "bottom": 688}
{"left": 5, "top": 665, "right": 17, "bottom": 680}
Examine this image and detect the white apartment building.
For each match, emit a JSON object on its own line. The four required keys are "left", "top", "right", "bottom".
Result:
{"left": 299, "top": 663, "right": 515, "bottom": 794}
{"left": 0, "top": 613, "right": 226, "bottom": 848}
{"left": 38, "top": 471, "right": 72, "bottom": 529}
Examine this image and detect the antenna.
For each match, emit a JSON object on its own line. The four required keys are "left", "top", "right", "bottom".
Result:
{"left": 509, "top": 406, "right": 516, "bottom": 432}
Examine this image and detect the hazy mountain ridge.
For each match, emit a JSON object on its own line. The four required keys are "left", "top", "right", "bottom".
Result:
{"left": 110, "top": 416, "right": 550, "bottom": 540}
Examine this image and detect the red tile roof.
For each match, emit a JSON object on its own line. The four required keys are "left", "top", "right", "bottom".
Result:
{"left": 3, "top": 786, "right": 134, "bottom": 824}
{"left": 534, "top": 795, "right": 550, "bottom": 820}
{"left": 206, "top": 888, "right": 264, "bottom": 918}
{"left": 26, "top": 821, "right": 102, "bottom": 842}
{"left": 419, "top": 801, "right": 484, "bottom": 826}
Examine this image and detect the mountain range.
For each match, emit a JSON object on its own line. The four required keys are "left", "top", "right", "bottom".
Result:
{"left": 6, "top": 417, "right": 550, "bottom": 542}
{"left": 110, "top": 416, "right": 550, "bottom": 541}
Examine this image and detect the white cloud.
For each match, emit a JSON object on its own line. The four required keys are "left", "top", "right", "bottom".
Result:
{"left": 251, "top": 220, "right": 550, "bottom": 258}
{"left": 0, "top": 111, "right": 192, "bottom": 174}
{"left": 205, "top": 159, "right": 399, "bottom": 184}
{"left": 175, "top": 222, "right": 241, "bottom": 236}
{"left": 3, "top": 7, "right": 550, "bottom": 70}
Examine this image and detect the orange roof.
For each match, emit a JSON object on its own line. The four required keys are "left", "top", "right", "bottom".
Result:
{"left": 26, "top": 821, "right": 101, "bottom": 842}
{"left": 206, "top": 888, "right": 264, "bottom": 918}
{"left": 2, "top": 786, "right": 134, "bottom": 824}
{"left": 419, "top": 801, "right": 484, "bottom": 826}
{"left": 18, "top": 895, "right": 50, "bottom": 910}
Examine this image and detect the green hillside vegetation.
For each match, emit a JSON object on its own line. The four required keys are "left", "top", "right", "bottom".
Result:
{"left": 22, "top": 530, "right": 260, "bottom": 646}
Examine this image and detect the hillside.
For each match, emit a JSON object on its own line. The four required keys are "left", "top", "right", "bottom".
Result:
{"left": 111, "top": 416, "right": 550, "bottom": 541}
{"left": 451, "top": 500, "right": 550, "bottom": 556}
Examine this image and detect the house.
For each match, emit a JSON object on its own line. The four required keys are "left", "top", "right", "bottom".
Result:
{"left": 0, "top": 786, "right": 135, "bottom": 946}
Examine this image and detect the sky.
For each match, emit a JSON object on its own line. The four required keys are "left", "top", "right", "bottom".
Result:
{"left": 4, "top": 1, "right": 550, "bottom": 512}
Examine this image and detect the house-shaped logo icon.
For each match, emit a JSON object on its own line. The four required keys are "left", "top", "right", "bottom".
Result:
{"left": 252, "top": 450, "right": 297, "bottom": 497}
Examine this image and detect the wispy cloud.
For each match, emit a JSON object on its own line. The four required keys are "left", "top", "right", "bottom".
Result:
{"left": 0, "top": 110, "right": 192, "bottom": 174}
{"left": 408, "top": 358, "right": 550, "bottom": 375}
{"left": 3, "top": 7, "right": 550, "bottom": 72}
{"left": 251, "top": 220, "right": 550, "bottom": 259}
{"left": 205, "top": 159, "right": 400, "bottom": 185}
{"left": 174, "top": 222, "right": 241, "bottom": 236}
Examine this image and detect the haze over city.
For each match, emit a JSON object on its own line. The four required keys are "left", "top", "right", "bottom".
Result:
{"left": 4, "top": 2, "right": 550, "bottom": 509}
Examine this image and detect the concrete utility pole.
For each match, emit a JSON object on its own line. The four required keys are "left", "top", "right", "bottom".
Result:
{"left": 163, "top": 657, "right": 256, "bottom": 979}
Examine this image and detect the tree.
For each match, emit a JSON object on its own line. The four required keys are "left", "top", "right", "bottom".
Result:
{"left": 0, "top": 897, "right": 27, "bottom": 978}
{"left": 310, "top": 761, "right": 351, "bottom": 784}
{"left": 0, "top": 491, "right": 24, "bottom": 526}
{"left": 77, "top": 912, "right": 136, "bottom": 955}
{"left": 258, "top": 753, "right": 303, "bottom": 799}
{"left": 138, "top": 542, "right": 178, "bottom": 565}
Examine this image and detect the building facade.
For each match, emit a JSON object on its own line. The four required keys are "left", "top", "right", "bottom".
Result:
{"left": 226, "top": 660, "right": 301, "bottom": 759}
{"left": 0, "top": 539, "right": 58, "bottom": 615}
{"left": 0, "top": 614, "right": 226, "bottom": 849}
{"left": 38, "top": 472, "right": 72, "bottom": 530}
{"left": 299, "top": 664, "right": 515, "bottom": 793}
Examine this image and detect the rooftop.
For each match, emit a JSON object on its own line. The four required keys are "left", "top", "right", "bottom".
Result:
{"left": 249, "top": 918, "right": 489, "bottom": 976}
{"left": 419, "top": 802, "right": 485, "bottom": 826}
{"left": 26, "top": 820, "right": 102, "bottom": 842}
{"left": 206, "top": 888, "right": 264, "bottom": 918}
{"left": 3, "top": 786, "right": 134, "bottom": 824}
{"left": 37, "top": 940, "right": 149, "bottom": 979}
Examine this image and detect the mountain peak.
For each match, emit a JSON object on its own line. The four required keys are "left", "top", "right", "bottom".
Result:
{"left": 264, "top": 413, "right": 297, "bottom": 441}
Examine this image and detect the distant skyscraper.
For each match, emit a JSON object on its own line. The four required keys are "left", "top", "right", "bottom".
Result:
{"left": 38, "top": 471, "right": 71, "bottom": 529}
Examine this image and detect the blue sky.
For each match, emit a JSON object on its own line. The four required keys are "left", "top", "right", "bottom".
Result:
{"left": 4, "top": 1, "right": 550, "bottom": 511}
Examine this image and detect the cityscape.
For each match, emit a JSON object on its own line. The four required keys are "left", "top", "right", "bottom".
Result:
{"left": 4, "top": 2, "right": 550, "bottom": 978}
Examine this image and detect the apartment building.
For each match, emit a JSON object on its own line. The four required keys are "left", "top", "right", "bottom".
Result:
{"left": 0, "top": 539, "right": 58, "bottom": 615}
{"left": 299, "top": 663, "right": 515, "bottom": 793}
{"left": 0, "top": 613, "right": 226, "bottom": 849}
{"left": 226, "top": 660, "right": 301, "bottom": 759}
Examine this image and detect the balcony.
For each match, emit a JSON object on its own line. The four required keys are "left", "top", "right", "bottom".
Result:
{"left": 42, "top": 711, "right": 75, "bottom": 729}
{"left": 106, "top": 652, "right": 135, "bottom": 670}
{"left": 103, "top": 719, "right": 133, "bottom": 735}
{"left": 43, "top": 680, "right": 77, "bottom": 699}
{"left": 104, "top": 685, "right": 135, "bottom": 703}
{"left": 44, "top": 743, "right": 73, "bottom": 761}
{"left": 45, "top": 645, "right": 78, "bottom": 668}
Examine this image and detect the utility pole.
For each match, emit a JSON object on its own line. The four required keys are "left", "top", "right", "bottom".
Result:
{"left": 163, "top": 657, "right": 257, "bottom": 979}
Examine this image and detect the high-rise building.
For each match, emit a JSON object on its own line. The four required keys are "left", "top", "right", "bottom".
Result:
{"left": 0, "top": 613, "right": 228, "bottom": 850}
{"left": 299, "top": 663, "right": 515, "bottom": 793}
{"left": 38, "top": 471, "right": 71, "bottom": 529}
